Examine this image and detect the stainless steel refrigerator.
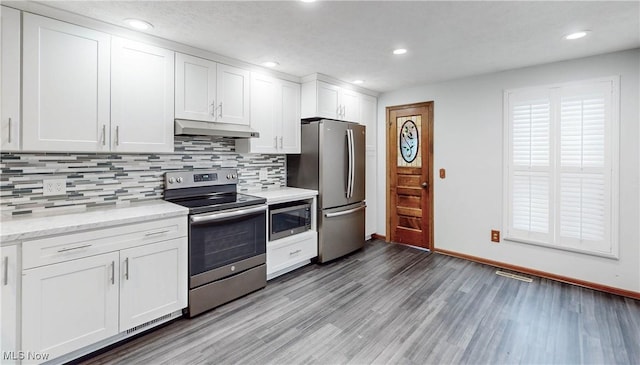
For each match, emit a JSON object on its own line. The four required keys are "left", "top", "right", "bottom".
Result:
{"left": 287, "top": 119, "right": 366, "bottom": 263}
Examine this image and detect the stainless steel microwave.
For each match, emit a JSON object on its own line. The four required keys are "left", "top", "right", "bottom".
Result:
{"left": 269, "top": 201, "right": 312, "bottom": 241}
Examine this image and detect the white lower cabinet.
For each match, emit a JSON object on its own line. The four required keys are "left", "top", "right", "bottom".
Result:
{"left": 120, "top": 239, "right": 187, "bottom": 331}
{"left": 22, "top": 252, "right": 120, "bottom": 360}
{"left": 19, "top": 217, "right": 187, "bottom": 364}
{"left": 1, "top": 244, "right": 19, "bottom": 364}
{"left": 267, "top": 230, "right": 317, "bottom": 279}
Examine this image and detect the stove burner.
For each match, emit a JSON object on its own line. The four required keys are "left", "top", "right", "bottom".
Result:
{"left": 163, "top": 169, "right": 266, "bottom": 214}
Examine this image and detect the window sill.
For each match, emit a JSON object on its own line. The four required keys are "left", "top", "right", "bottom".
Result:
{"left": 503, "top": 236, "right": 619, "bottom": 260}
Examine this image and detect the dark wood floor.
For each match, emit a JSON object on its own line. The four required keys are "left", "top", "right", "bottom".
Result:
{"left": 79, "top": 240, "right": 640, "bottom": 365}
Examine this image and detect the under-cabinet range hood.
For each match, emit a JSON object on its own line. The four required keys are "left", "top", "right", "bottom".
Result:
{"left": 175, "top": 119, "right": 259, "bottom": 139}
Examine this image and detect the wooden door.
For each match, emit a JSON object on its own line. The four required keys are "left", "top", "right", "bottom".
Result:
{"left": 386, "top": 102, "right": 434, "bottom": 249}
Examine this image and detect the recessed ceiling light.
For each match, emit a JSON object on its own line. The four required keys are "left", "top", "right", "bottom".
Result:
{"left": 393, "top": 48, "right": 407, "bottom": 55}
{"left": 564, "top": 31, "right": 590, "bottom": 40}
{"left": 352, "top": 80, "right": 364, "bottom": 85}
{"left": 261, "top": 61, "right": 279, "bottom": 68}
{"left": 124, "top": 18, "right": 153, "bottom": 30}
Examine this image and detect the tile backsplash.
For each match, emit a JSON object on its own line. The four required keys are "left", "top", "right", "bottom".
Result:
{"left": 0, "top": 136, "right": 285, "bottom": 216}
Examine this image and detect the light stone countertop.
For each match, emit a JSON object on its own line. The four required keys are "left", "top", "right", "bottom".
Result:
{"left": 0, "top": 200, "right": 188, "bottom": 244}
{"left": 250, "top": 187, "right": 318, "bottom": 205}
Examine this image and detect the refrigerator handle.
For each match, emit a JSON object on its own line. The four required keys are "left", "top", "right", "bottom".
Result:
{"left": 348, "top": 129, "right": 355, "bottom": 199}
{"left": 347, "top": 129, "right": 354, "bottom": 199}
{"left": 325, "top": 204, "right": 367, "bottom": 218}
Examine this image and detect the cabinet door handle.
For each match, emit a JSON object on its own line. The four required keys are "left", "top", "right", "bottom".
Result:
{"left": 110, "top": 261, "right": 115, "bottom": 285}
{"left": 289, "top": 249, "right": 302, "bottom": 256}
{"left": 57, "top": 244, "right": 92, "bottom": 253}
{"left": 336, "top": 105, "right": 341, "bottom": 117}
{"left": 279, "top": 136, "right": 283, "bottom": 149}
{"left": 210, "top": 99, "right": 216, "bottom": 117}
{"left": 7, "top": 118, "right": 11, "bottom": 144}
{"left": 145, "top": 230, "right": 170, "bottom": 237}
{"left": 124, "top": 258, "right": 129, "bottom": 280}
{"left": 3, "top": 256, "right": 8, "bottom": 286}
{"left": 115, "top": 126, "right": 120, "bottom": 146}
{"left": 218, "top": 102, "right": 223, "bottom": 118}
{"left": 102, "top": 124, "right": 106, "bottom": 146}
{"left": 274, "top": 137, "right": 278, "bottom": 149}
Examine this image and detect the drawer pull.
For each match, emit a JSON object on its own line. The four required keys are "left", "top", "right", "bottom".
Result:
{"left": 57, "top": 244, "right": 92, "bottom": 253}
{"left": 289, "top": 249, "right": 302, "bottom": 256}
{"left": 3, "top": 256, "right": 8, "bottom": 286}
{"left": 145, "top": 230, "right": 170, "bottom": 237}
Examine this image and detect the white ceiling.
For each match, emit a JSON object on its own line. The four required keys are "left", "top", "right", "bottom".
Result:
{"left": 27, "top": 1, "right": 640, "bottom": 93}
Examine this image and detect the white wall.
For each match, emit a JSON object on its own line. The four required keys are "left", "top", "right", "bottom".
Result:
{"left": 376, "top": 49, "right": 640, "bottom": 292}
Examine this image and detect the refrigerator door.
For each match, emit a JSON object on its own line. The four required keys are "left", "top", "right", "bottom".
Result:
{"left": 319, "top": 120, "right": 350, "bottom": 209}
{"left": 318, "top": 201, "right": 366, "bottom": 263}
{"left": 348, "top": 123, "right": 366, "bottom": 204}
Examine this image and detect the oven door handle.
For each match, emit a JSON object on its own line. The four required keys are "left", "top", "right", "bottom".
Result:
{"left": 190, "top": 205, "right": 268, "bottom": 224}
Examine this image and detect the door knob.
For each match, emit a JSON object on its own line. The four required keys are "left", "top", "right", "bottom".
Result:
{"left": 421, "top": 182, "right": 428, "bottom": 188}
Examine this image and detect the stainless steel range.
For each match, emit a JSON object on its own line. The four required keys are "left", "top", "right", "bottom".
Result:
{"left": 164, "top": 169, "right": 267, "bottom": 317}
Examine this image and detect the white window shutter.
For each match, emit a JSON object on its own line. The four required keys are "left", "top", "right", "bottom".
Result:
{"left": 504, "top": 78, "right": 616, "bottom": 257}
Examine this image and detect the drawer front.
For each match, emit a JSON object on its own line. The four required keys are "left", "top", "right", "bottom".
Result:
{"left": 267, "top": 231, "right": 317, "bottom": 275}
{"left": 23, "top": 217, "right": 187, "bottom": 269}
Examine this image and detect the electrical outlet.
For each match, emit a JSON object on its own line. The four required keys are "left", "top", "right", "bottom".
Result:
{"left": 439, "top": 168, "right": 446, "bottom": 179}
{"left": 491, "top": 230, "right": 500, "bottom": 243}
{"left": 43, "top": 178, "right": 67, "bottom": 196}
{"left": 259, "top": 168, "right": 268, "bottom": 180}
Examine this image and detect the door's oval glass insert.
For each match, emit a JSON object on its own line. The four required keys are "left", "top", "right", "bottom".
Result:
{"left": 400, "top": 120, "right": 419, "bottom": 163}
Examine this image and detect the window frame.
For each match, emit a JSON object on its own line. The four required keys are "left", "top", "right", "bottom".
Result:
{"left": 502, "top": 76, "right": 620, "bottom": 259}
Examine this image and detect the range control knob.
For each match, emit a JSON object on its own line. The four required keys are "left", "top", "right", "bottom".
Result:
{"left": 227, "top": 174, "right": 232, "bottom": 180}
{"left": 168, "top": 177, "right": 175, "bottom": 184}
{"left": 176, "top": 177, "right": 184, "bottom": 183}
{"left": 232, "top": 174, "right": 237, "bottom": 179}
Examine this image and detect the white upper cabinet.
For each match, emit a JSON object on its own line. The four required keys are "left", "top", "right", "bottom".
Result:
{"left": 313, "top": 81, "right": 340, "bottom": 119}
{"left": 175, "top": 53, "right": 217, "bottom": 122}
{"left": 280, "top": 80, "right": 302, "bottom": 153}
{"left": 111, "top": 37, "right": 174, "bottom": 153}
{"left": 175, "top": 54, "right": 250, "bottom": 126}
{"left": 236, "top": 73, "right": 300, "bottom": 154}
{"left": 301, "top": 80, "right": 363, "bottom": 123}
{"left": 1, "top": 7, "right": 21, "bottom": 151}
{"left": 22, "top": 14, "right": 174, "bottom": 153}
{"left": 339, "top": 88, "right": 360, "bottom": 122}
{"left": 216, "top": 63, "right": 250, "bottom": 125}
{"left": 22, "top": 13, "right": 111, "bottom": 152}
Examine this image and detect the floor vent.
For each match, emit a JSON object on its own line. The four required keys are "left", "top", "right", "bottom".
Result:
{"left": 496, "top": 270, "right": 533, "bottom": 283}
{"left": 126, "top": 313, "right": 173, "bottom": 335}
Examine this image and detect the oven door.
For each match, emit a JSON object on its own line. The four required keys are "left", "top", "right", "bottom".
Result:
{"left": 189, "top": 205, "right": 267, "bottom": 288}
